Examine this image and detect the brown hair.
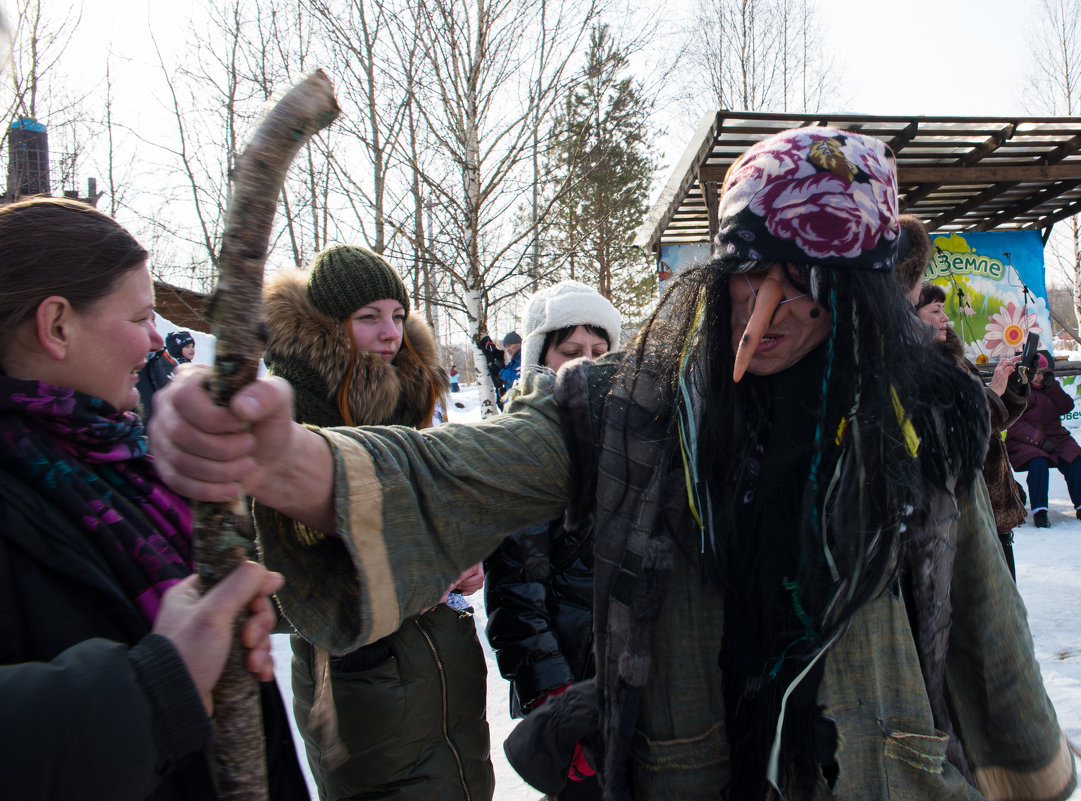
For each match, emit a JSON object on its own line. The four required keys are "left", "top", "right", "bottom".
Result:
{"left": 0, "top": 198, "right": 149, "bottom": 351}
{"left": 916, "top": 282, "right": 946, "bottom": 310}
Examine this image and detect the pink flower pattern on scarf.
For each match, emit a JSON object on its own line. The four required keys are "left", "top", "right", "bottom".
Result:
{"left": 717, "top": 128, "right": 899, "bottom": 270}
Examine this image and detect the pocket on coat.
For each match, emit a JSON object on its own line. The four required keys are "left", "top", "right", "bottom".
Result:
{"left": 883, "top": 729, "right": 970, "bottom": 800}
{"left": 329, "top": 655, "right": 409, "bottom": 753}
{"left": 630, "top": 722, "right": 729, "bottom": 797}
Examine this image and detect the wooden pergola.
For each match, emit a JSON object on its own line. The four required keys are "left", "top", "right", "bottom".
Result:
{"left": 635, "top": 111, "right": 1081, "bottom": 255}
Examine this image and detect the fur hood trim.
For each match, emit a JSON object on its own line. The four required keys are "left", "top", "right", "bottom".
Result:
{"left": 263, "top": 270, "right": 447, "bottom": 428}
{"left": 894, "top": 216, "right": 933, "bottom": 296}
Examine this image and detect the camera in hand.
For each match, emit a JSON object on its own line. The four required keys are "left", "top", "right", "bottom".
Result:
{"left": 1018, "top": 331, "right": 1041, "bottom": 383}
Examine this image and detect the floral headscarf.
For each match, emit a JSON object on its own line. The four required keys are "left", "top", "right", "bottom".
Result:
{"left": 715, "top": 127, "right": 900, "bottom": 273}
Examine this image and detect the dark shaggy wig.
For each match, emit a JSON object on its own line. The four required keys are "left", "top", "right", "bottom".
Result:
{"left": 604, "top": 259, "right": 989, "bottom": 798}
{"left": 623, "top": 260, "right": 986, "bottom": 602}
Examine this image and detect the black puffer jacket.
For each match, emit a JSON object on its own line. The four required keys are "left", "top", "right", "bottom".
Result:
{"left": 135, "top": 349, "right": 177, "bottom": 422}
{"left": 484, "top": 514, "right": 596, "bottom": 719}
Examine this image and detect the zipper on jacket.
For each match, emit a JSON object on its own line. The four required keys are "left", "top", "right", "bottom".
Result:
{"left": 415, "top": 614, "right": 472, "bottom": 801}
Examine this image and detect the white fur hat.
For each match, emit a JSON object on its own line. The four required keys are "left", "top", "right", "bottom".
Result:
{"left": 520, "top": 280, "right": 622, "bottom": 371}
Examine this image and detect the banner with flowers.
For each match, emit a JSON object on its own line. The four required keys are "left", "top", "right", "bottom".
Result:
{"left": 923, "top": 229, "right": 1051, "bottom": 362}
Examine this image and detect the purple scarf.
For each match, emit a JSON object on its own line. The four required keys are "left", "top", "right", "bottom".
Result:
{"left": 0, "top": 377, "right": 192, "bottom": 623}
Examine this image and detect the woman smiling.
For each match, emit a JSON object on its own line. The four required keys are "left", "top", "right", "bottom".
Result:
{"left": 0, "top": 197, "right": 304, "bottom": 801}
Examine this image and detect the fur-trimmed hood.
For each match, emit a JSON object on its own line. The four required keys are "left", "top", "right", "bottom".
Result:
{"left": 894, "top": 215, "right": 933, "bottom": 297}
{"left": 262, "top": 270, "right": 448, "bottom": 429}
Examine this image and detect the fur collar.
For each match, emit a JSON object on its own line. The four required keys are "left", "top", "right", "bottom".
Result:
{"left": 262, "top": 270, "right": 447, "bottom": 428}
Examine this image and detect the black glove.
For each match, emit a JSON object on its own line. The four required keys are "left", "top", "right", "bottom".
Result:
{"left": 1041, "top": 438, "right": 1057, "bottom": 454}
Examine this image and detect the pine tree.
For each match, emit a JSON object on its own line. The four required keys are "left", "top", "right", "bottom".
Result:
{"left": 545, "top": 24, "right": 656, "bottom": 319}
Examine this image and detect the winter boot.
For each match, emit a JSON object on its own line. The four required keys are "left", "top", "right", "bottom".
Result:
{"left": 1076, "top": 508, "right": 1081, "bottom": 521}
{"left": 1034, "top": 510, "right": 1050, "bottom": 528}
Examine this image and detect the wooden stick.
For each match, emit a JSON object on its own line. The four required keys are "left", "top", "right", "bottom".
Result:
{"left": 193, "top": 70, "right": 339, "bottom": 801}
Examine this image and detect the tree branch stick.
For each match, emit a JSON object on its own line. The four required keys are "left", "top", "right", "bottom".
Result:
{"left": 193, "top": 69, "right": 339, "bottom": 801}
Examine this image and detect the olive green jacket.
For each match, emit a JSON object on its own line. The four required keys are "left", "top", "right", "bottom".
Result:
{"left": 260, "top": 371, "right": 1075, "bottom": 801}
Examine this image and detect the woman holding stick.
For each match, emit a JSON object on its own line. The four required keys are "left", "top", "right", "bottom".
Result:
{"left": 0, "top": 197, "right": 306, "bottom": 801}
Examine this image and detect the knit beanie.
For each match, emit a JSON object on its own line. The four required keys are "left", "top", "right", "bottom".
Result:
{"left": 165, "top": 330, "right": 195, "bottom": 360}
{"left": 520, "top": 280, "right": 622, "bottom": 372}
{"left": 715, "top": 127, "right": 900, "bottom": 273}
{"left": 305, "top": 244, "right": 409, "bottom": 321}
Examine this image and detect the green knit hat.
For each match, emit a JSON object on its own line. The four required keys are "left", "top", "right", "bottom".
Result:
{"left": 305, "top": 244, "right": 410, "bottom": 320}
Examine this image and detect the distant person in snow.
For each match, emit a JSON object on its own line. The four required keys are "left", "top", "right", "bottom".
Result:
{"left": 135, "top": 342, "right": 177, "bottom": 421}
{"left": 151, "top": 129, "right": 1075, "bottom": 801}
{"left": 1006, "top": 353, "right": 1081, "bottom": 528}
{"left": 136, "top": 331, "right": 195, "bottom": 422}
{"left": 500, "top": 330, "right": 522, "bottom": 390}
{"left": 0, "top": 196, "right": 304, "bottom": 801}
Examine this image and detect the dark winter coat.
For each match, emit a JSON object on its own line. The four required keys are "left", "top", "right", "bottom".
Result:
{"left": 0, "top": 454, "right": 305, "bottom": 801}
{"left": 257, "top": 270, "right": 490, "bottom": 801}
{"left": 500, "top": 351, "right": 521, "bottom": 390}
{"left": 135, "top": 349, "right": 178, "bottom": 421}
{"left": 291, "top": 604, "right": 492, "bottom": 801}
{"left": 484, "top": 514, "right": 596, "bottom": 718}
{"left": 1005, "top": 375, "right": 1081, "bottom": 470}
{"left": 937, "top": 329, "right": 1030, "bottom": 534}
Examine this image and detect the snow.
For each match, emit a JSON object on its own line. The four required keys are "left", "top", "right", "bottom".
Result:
{"left": 263, "top": 382, "right": 1080, "bottom": 799}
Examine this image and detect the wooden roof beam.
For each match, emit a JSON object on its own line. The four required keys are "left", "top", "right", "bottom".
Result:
{"left": 977, "top": 180, "right": 1081, "bottom": 231}
{"left": 927, "top": 182, "right": 1015, "bottom": 231}
{"left": 899, "top": 164, "right": 1081, "bottom": 183}
{"left": 885, "top": 120, "right": 919, "bottom": 156}
{"left": 1034, "top": 193, "right": 1081, "bottom": 229}
{"left": 959, "top": 122, "right": 1016, "bottom": 167}
{"left": 900, "top": 183, "right": 941, "bottom": 212}
{"left": 1036, "top": 133, "right": 1081, "bottom": 165}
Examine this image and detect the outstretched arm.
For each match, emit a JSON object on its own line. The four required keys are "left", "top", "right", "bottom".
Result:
{"left": 150, "top": 366, "right": 336, "bottom": 534}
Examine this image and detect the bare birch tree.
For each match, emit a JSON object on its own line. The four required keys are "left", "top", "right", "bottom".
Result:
{"left": 682, "top": 0, "right": 839, "bottom": 115}
{"left": 305, "top": 0, "right": 415, "bottom": 256}
{"left": 139, "top": 0, "right": 341, "bottom": 292}
{"left": 1025, "top": 0, "right": 1081, "bottom": 331}
{"left": 403, "top": 0, "right": 604, "bottom": 414}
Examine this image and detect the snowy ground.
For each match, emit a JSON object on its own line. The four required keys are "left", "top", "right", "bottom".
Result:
{"left": 266, "top": 382, "right": 1080, "bottom": 800}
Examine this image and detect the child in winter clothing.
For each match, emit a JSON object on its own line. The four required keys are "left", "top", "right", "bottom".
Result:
{"left": 166, "top": 330, "right": 196, "bottom": 363}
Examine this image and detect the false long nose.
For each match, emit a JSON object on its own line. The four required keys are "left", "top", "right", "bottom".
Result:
{"left": 732, "top": 275, "right": 786, "bottom": 383}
